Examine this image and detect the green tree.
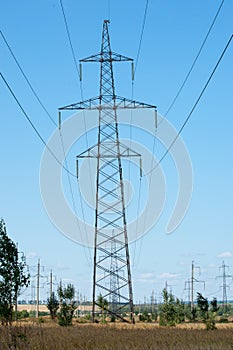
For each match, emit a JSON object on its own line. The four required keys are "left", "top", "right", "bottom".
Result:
{"left": 47, "top": 292, "right": 59, "bottom": 320}
{"left": 191, "top": 306, "right": 198, "bottom": 322}
{"left": 196, "top": 292, "right": 208, "bottom": 320}
{"left": 175, "top": 298, "right": 185, "bottom": 324}
{"left": 97, "top": 294, "right": 108, "bottom": 322}
{"left": 210, "top": 297, "right": 219, "bottom": 313}
{"left": 159, "top": 289, "right": 177, "bottom": 326}
{"left": 139, "top": 311, "right": 152, "bottom": 322}
{"left": 0, "top": 219, "right": 30, "bottom": 325}
{"left": 196, "top": 292, "right": 219, "bottom": 330}
{"left": 185, "top": 305, "right": 198, "bottom": 322}
{"left": 57, "top": 283, "right": 76, "bottom": 326}
{"left": 159, "top": 289, "right": 186, "bottom": 326}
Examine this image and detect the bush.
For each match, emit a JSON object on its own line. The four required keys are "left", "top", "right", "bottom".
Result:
{"left": 196, "top": 293, "right": 219, "bottom": 330}
{"left": 13, "top": 309, "right": 29, "bottom": 319}
{"left": 57, "top": 284, "right": 76, "bottom": 326}
{"left": 205, "top": 318, "right": 216, "bottom": 330}
{"left": 139, "top": 312, "right": 152, "bottom": 323}
{"left": 20, "top": 309, "right": 29, "bottom": 318}
{"left": 47, "top": 292, "right": 59, "bottom": 320}
{"left": 159, "top": 289, "right": 177, "bottom": 327}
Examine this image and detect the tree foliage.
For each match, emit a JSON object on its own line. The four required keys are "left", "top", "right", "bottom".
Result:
{"left": 159, "top": 289, "right": 186, "bottom": 326}
{"left": 139, "top": 311, "right": 153, "bottom": 323}
{"left": 47, "top": 292, "right": 59, "bottom": 320}
{"left": 97, "top": 294, "right": 108, "bottom": 322}
{"left": 196, "top": 292, "right": 219, "bottom": 330}
{"left": 0, "top": 219, "right": 30, "bottom": 325}
{"left": 159, "top": 289, "right": 177, "bottom": 326}
{"left": 175, "top": 298, "right": 185, "bottom": 324}
{"left": 57, "top": 283, "right": 76, "bottom": 326}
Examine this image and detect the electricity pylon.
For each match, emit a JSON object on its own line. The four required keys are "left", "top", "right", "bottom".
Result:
{"left": 185, "top": 261, "right": 205, "bottom": 311}
{"left": 59, "top": 20, "right": 156, "bottom": 323}
{"left": 110, "top": 230, "right": 120, "bottom": 317}
{"left": 216, "top": 261, "right": 232, "bottom": 314}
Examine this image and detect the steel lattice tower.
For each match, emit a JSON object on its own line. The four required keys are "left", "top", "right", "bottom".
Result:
{"left": 217, "top": 261, "right": 232, "bottom": 314}
{"left": 110, "top": 230, "right": 120, "bottom": 317}
{"left": 59, "top": 20, "right": 156, "bottom": 322}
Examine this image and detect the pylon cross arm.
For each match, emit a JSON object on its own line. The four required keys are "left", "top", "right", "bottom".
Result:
{"left": 80, "top": 52, "right": 133, "bottom": 62}
{"left": 59, "top": 95, "right": 156, "bottom": 111}
{"left": 76, "top": 141, "right": 141, "bottom": 158}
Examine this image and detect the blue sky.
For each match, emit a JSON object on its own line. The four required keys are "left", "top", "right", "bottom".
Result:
{"left": 1, "top": 0, "right": 233, "bottom": 304}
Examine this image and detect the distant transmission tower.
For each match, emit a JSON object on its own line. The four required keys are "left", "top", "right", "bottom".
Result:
{"left": 188, "top": 261, "right": 205, "bottom": 310}
{"left": 110, "top": 230, "right": 120, "bottom": 317}
{"left": 216, "top": 261, "right": 232, "bottom": 314}
{"left": 59, "top": 20, "right": 156, "bottom": 323}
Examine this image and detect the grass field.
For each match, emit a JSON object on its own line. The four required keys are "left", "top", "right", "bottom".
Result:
{"left": 1, "top": 322, "right": 233, "bottom": 350}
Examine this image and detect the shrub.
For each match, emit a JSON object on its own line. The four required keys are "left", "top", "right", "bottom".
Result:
{"left": 57, "top": 284, "right": 76, "bottom": 326}
{"left": 47, "top": 292, "right": 59, "bottom": 320}
{"left": 139, "top": 312, "right": 152, "bottom": 323}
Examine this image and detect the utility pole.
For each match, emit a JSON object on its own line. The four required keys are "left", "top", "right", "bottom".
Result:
{"left": 48, "top": 269, "right": 56, "bottom": 298}
{"left": 216, "top": 261, "right": 232, "bottom": 314}
{"left": 144, "top": 296, "right": 147, "bottom": 312}
{"left": 59, "top": 279, "right": 63, "bottom": 305}
{"left": 59, "top": 20, "right": 156, "bottom": 323}
{"left": 50, "top": 270, "right": 53, "bottom": 297}
{"left": 34, "top": 259, "right": 46, "bottom": 318}
{"left": 36, "top": 259, "right": 40, "bottom": 318}
{"left": 184, "top": 280, "right": 191, "bottom": 307}
{"left": 151, "top": 289, "right": 155, "bottom": 314}
{"left": 14, "top": 246, "right": 28, "bottom": 321}
{"left": 165, "top": 281, "right": 172, "bottom": 294}
{"left": 191, "top": 261, "right": 194, "bottom": 310}
{"left": 190, "top": 260, "right": 205, "bottom": 311}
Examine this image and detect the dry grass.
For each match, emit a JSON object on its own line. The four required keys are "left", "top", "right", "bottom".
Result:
{"left": 1, "top": 322, "right": 233, "bottom": 349}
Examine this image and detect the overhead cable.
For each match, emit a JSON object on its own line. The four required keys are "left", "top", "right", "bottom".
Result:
{"left": 130, "top": 1, "right": 149, "bottom": 265}
{"left": 134, "top": 0, "right": 149, "bottom": 76}
{"left": 0, "top": 29, "right": 92, "bottom": 256}
{"left": 163, "top": 0, "right": 225, "bottom": 118}
{"left": 59, "top": 0, "right": 81, "bottom": 80}
{"left": 146, "top": 34, "right": 233, "bottom": 177}
{"left": 1, "top": 70, "right": 93, "bottom": 262}
{"left": 59, "top": 0, "right": 95, "bottom": 202}
{"left": 0, "top": 30, "right": 57, "bottom": 127}
{"left": 0, "top": 72, "right": 75, "bottom": 178}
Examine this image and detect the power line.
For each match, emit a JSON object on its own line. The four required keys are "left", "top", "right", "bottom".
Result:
{"left": 1, "top": 71, "right": 93, "bottom": 264}
{"left": 107, "top": 0, "right": 111, "bottom": 21}
{"left": 133, "top": 126, "right": 157, "bottom": 268}
{"left": 132, "top": 178, "right": 142, "bottom": 268}
{"left": 0, "top": 30, "right": 57, "bottom": 127}
{"left": 59, "top": 1, "right": 149, "bottom": 243}
{"left": 2, "top": 1, "right": 93, "bottom": 250}
{"left": 134, "top": 0, "right": 149, "bottom": 75}
{"left": 59, "top": 132, "right": 92, "bottom": 263}
{"left": 145, "top": 34, "right": 233, "bottom": 177}
{"left": 59, "top": 0, "right": 95, "bottom": 203}
{"left": 2, "top": 17, "right": 231, "bottom": 264}
{"left": 59, "top": 1, "right": 95, "bottom": 258}
{"left": 130, "top": 0, "right": 149, "bottom": 268}
{"left": 163, "top": 0, "right": 225, "bottom": 118}
{"left": 0, "top": 72, "right": 75, "bottom": 178}
{"left": 130, "top": 1, "right": 224, "bottom": 262}
{"left": 1, "top": 29, "right": 92, "bottom": 262}
{"left": 59, "top": 0, "right": 81, "bottom": 80}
